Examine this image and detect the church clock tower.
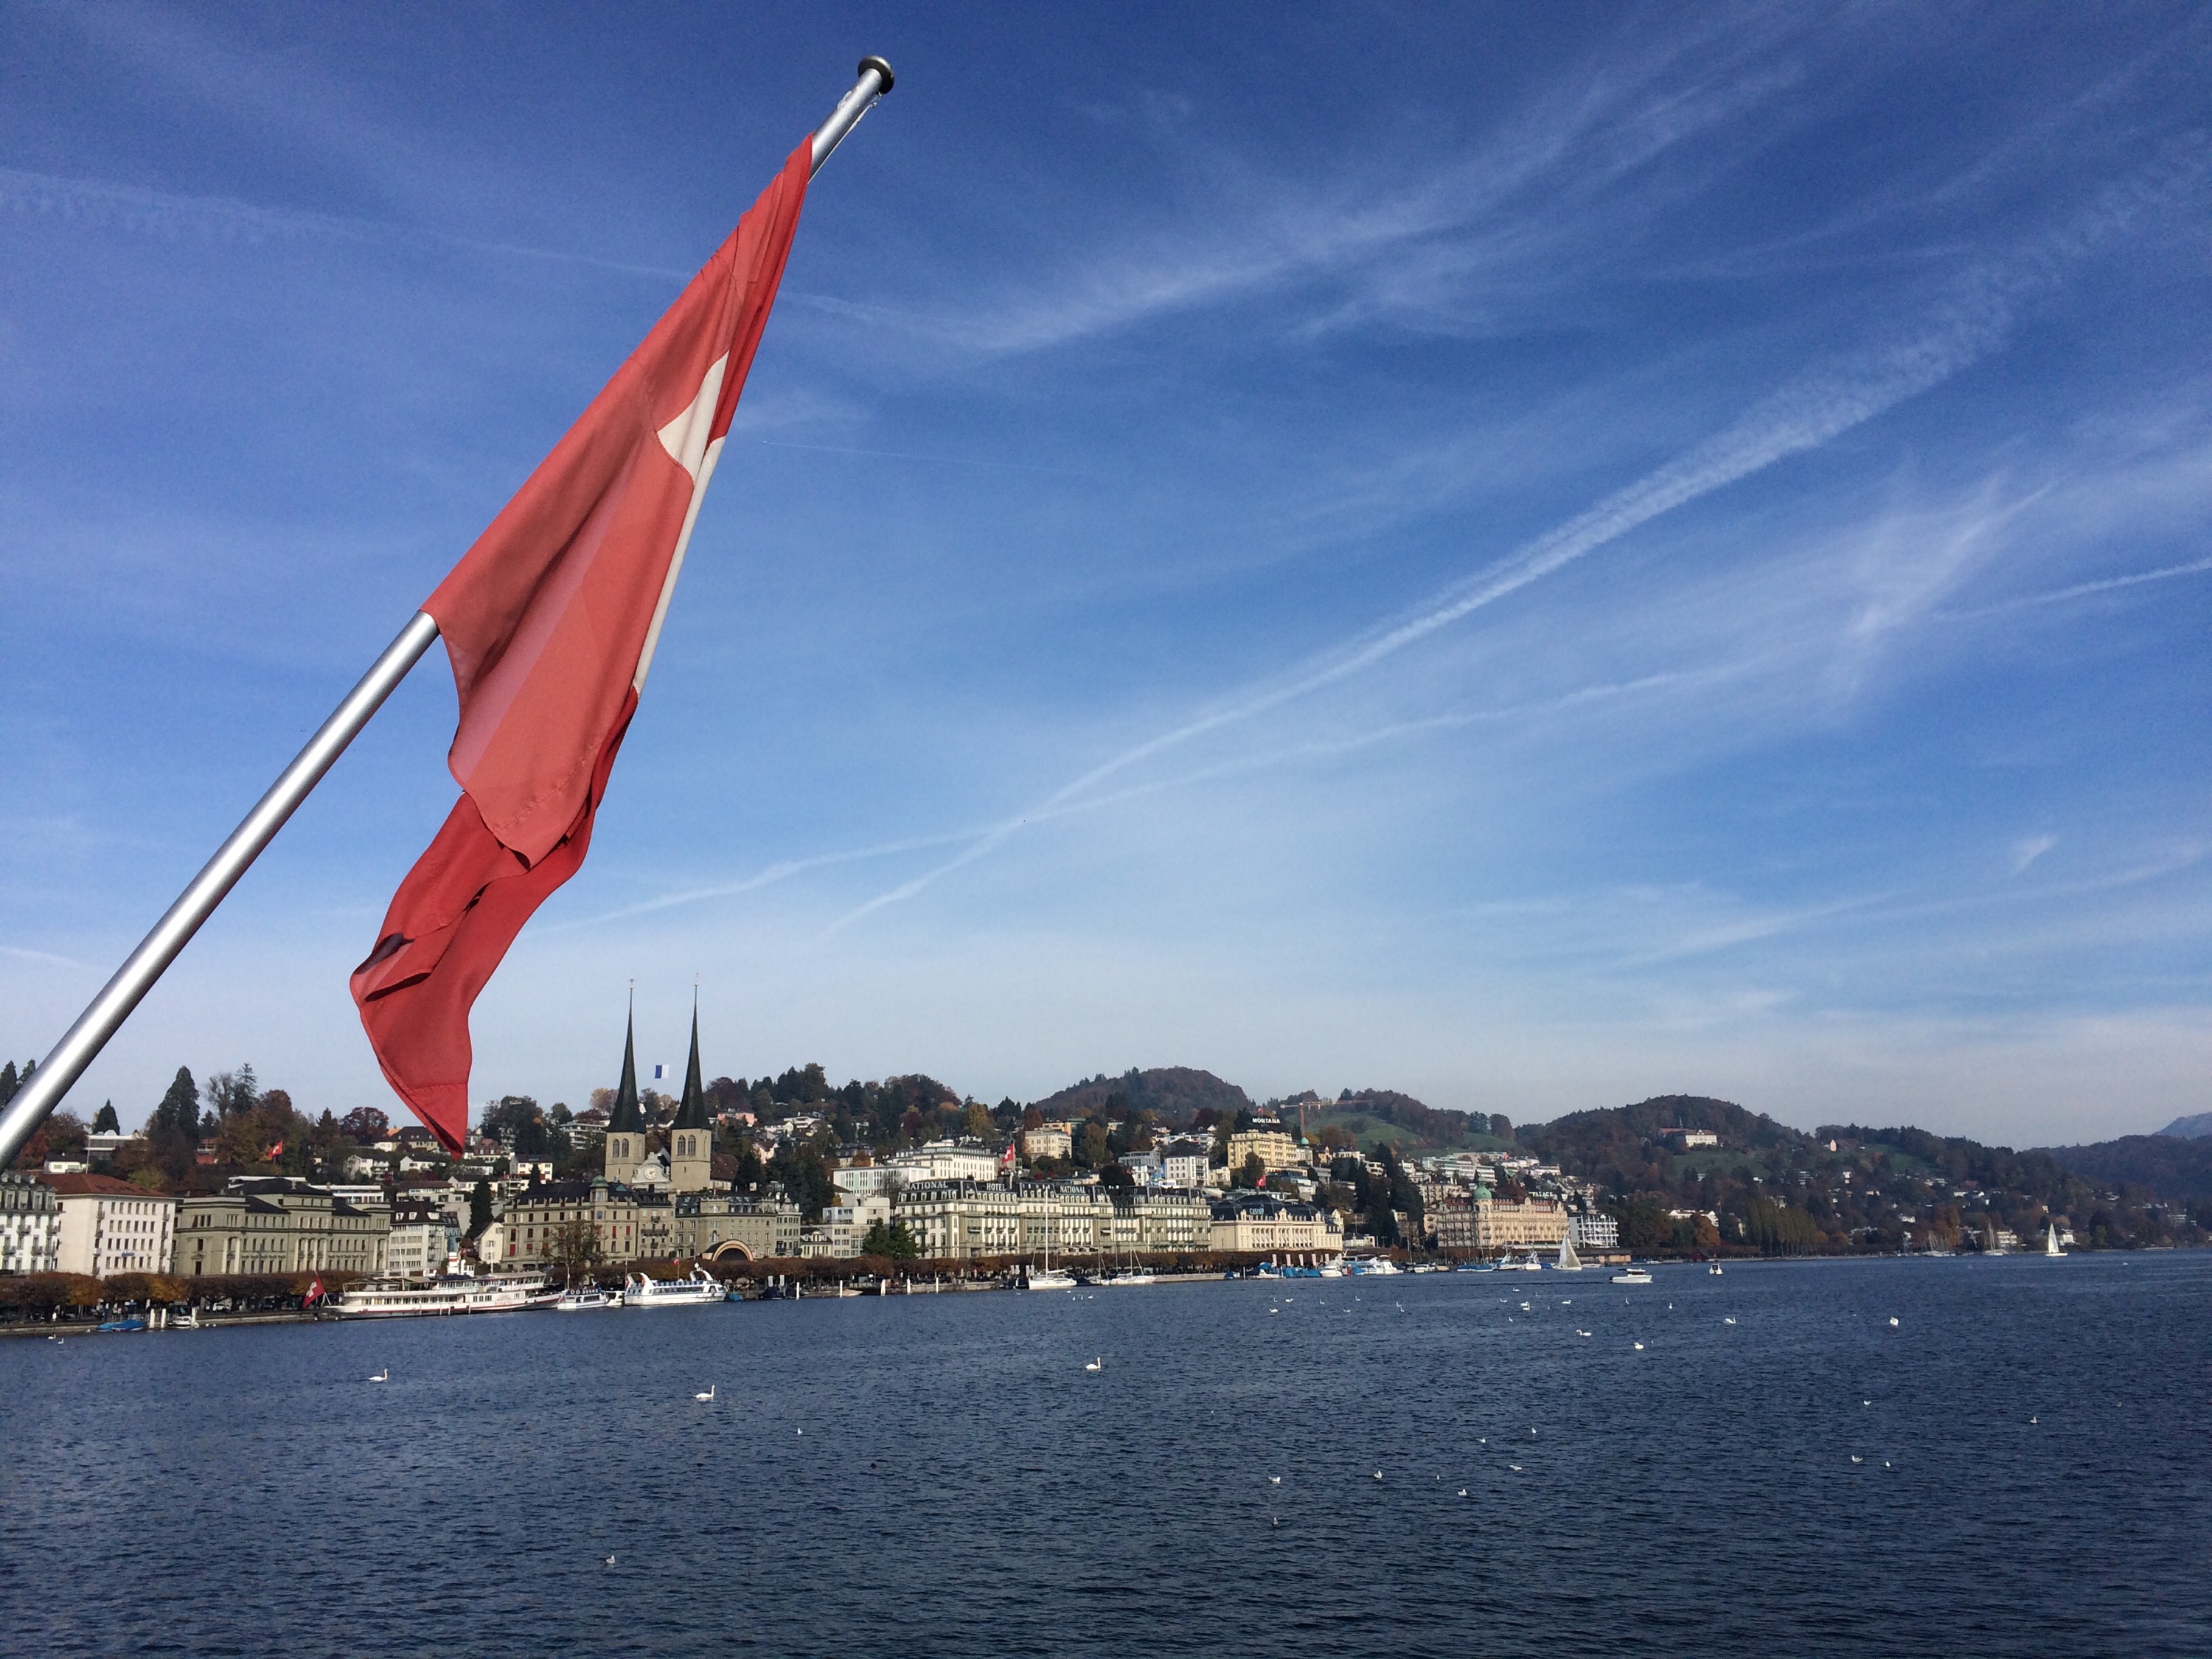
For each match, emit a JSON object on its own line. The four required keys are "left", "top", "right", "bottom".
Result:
{"left": 669, "top": 998, "right": 714, "bottom": 1194}
{"left": 604, "top": 1000, "right": 645, "bottom": 1185}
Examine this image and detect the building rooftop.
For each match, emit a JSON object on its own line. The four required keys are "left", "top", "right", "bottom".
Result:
{"left": 39, "top": 1172, "right": 167, "bottom": 1199}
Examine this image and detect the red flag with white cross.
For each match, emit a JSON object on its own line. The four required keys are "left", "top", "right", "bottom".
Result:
{"left": 352, "top": 141, "right": 811, "bottom": 1155}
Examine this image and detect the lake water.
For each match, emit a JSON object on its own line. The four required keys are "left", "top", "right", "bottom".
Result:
{"left": 2, "top": 1253, "right": 2207, "bottom": 1656}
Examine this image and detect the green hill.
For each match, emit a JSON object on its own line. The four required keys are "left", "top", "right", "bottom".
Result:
{"left": 1029, "top": 1067, "right": 1249, "bottom": 1125}
{"left": 2036, "top": 1133, "right": 2212, "bottom": 1207}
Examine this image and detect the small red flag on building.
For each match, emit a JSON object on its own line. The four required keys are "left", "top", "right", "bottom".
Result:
{"left": 352, "top": 141, "right": 811, "bottom": 1155}
{"left": 304, "top": 1277, "right": 325, "bottom": 1307}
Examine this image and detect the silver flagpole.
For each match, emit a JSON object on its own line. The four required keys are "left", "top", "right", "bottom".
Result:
{"left": 0, "top": 57, "right": 895, "bottom": 1172}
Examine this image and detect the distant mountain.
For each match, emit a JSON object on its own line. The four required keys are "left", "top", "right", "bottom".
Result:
{"left": 2158, "top": 1111, "right": 2212, "bottom": 1140}
{"left": 1029, "top": 1067, "right": 1249, "bottom": 1126}
{"left": 2037, "top": 1134, "right": 2212, "bottom": 1208}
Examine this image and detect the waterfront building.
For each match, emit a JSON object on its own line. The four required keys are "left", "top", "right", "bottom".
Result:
{"left": 1475, "top": 1195, "right": 1570, "bottom": 1252}
{"left": 893, "top": 1179, "right": 1211, "bottom": 1261}
{"left": 0, "top": 1172, "right": 62, "bottom": 1275}
{"left": 385, "top": 1196, "right": 460, "bottom": 1279}
{"left": 44, "top": 1173, "right": 178, "bottom": 1277}
{"left": 497, "top": 1178, "right": 642, "bottom": 1267}
{"left": 1224, "top": 1119, "right": 1304, "bottom": 1177}
{"left": 1568, "top": 1210, "right": 1620, "bottom": 1251}
{"left": 172, "top": 1178, "right": 389, "bottom": 1278}
{"left": 1427, "top": 1190, "right": 1478, "bottom": 1252}
{"left": 897, "top": 1178, "right": 1026, "bottom": 1259}
{"left": 672, "top": 1190, "right": 801, "bottom": 1260}
{"left": 1208, "top": 1195, "right": 1344, "bottom": 1257}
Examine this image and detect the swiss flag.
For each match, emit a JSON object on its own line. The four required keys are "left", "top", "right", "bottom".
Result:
{"left": 304, "top": 1277, "right": 326, "bottom": 1307}
{"left": 352, "top": 141, "right": 810, "bottom": 1155}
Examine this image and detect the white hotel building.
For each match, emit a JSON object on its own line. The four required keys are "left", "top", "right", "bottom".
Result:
{"left": 1, "top": 1173, "right": 61, "bottom": 1275}
{"left": 45, "top": 1173, "right": 178, "bottom": 1278}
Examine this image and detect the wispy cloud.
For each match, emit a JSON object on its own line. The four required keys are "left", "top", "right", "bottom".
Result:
{"left": 2011, "top": 835, "right": 2058, "bottom": 874}
{"left": 816, "top": 18, "right": 1817, "bottom": 357}
{"left": 0, "top": 167, "right": 690, "bottom": 280}
{"left": 824, "top": 310, "right": 2013, "bottom": 931}
{"left": 0, "top": 943, "right": 91, "bottom": 971}
{"left": 813, "top": 133, "right": 2208, "bottom": 933}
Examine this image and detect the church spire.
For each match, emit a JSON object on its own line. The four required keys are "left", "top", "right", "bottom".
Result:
{"left": 674, "top": 988, "right": 709, "bottom": 1132}
{"left": 608, "top": 989, "right": 643, "bottom": 1133}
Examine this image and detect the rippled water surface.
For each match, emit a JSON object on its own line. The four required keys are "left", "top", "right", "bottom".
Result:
{"left": 3, "top": 1253, "right": 2208, "bottom": 1656}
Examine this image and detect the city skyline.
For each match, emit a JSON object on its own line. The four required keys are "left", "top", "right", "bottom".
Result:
{"left": 5, "top": 6, "right": 2211, "bottom": 1145}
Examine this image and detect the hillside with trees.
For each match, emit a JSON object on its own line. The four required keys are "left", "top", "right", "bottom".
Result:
{"left": 2034, "top": 1133, "right": 2212, "bottom": 1207}
{"left": 1515, "top": 1096, "right": 2205, "bottom": 1253}
{"left": 1029, "top": 1067, "right": 1249, "bottom": 1124}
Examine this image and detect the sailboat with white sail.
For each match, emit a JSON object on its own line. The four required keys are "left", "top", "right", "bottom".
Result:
{"left": 1554, "top": 1233, "right": 1583, "bottom": 1272}
{"left": 2046, "top": 1222, "right": 2065, "bottom": 1257}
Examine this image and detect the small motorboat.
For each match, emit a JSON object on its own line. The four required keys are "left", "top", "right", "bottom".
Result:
{"left": 1610, "top": 1267, "right": 1654, "bottom": 1285}
{"left": 555, "top": 1286, "right": 622, "bottom": 1312}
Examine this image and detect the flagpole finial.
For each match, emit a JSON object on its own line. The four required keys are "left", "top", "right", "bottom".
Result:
{"left": 810, "top": 57, "right": 896, "bottom": 177}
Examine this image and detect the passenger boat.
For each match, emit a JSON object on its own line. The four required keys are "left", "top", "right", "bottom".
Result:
{"left": 623, "top": 1267, "right": 726, "bottom": 1307}
{"left": 1610, "top": 1266, "right": 1654, "bottom": 1284}
{"left": 1104, "top": 1270, "right": 1158, "bottom": 1286}
{"left": 554, "top": 1286, "right": 623, "bottom": 1311}
{"left": 1347, "top": 1257, "right": 1401, "bottom": 1276}
{"left": 1495, "top": 1253, "right": 1544, "bottom": 1272}
{"left": 333, "top": 1257, "right": 560, "bottom": 1318}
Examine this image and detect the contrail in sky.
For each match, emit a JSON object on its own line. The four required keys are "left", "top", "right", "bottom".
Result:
{"left": 823, "top": 313, "right": 2002, "bottom": 933}
{"left": 824, "top": 147, "right": 2206, "bottom": 934}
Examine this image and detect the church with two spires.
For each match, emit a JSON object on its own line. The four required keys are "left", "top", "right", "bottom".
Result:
{"left": 491, "top": 1004, "right": 800, "bottom": 1271}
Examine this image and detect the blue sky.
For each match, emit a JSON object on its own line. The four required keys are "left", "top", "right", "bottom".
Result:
{"left": 4, "top": 3, "right": 2209, "bottom": 1145}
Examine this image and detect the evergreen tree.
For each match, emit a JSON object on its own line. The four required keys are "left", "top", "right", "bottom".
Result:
{"left": 149, "top": 1065, "right": 201, "bottom": 1181}
{"left": 93, "top": 1102, "right": 119, "bottom": 1135}
{"left": 468, "top": 1178, "right": 493, "bottom": 1239}
{"left": 151, "top": 1068, "right": 199, "bottom": 1139}
{"left": 0, "top": 1062, "right": 16, "bottom": 1107}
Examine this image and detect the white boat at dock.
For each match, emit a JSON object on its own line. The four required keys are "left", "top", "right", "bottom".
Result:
{"left": 1020, "top": 1267, "right": 1077, "bottom": 1290}
{"left": 555, "top": 1286, "right": 623, "bottom": 1311}
{"left": 623, "top": 1267, "right": 727, "bottom": 1307}
{"left": 333, "top": 1257, "right": 560, "bottom": 1319}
